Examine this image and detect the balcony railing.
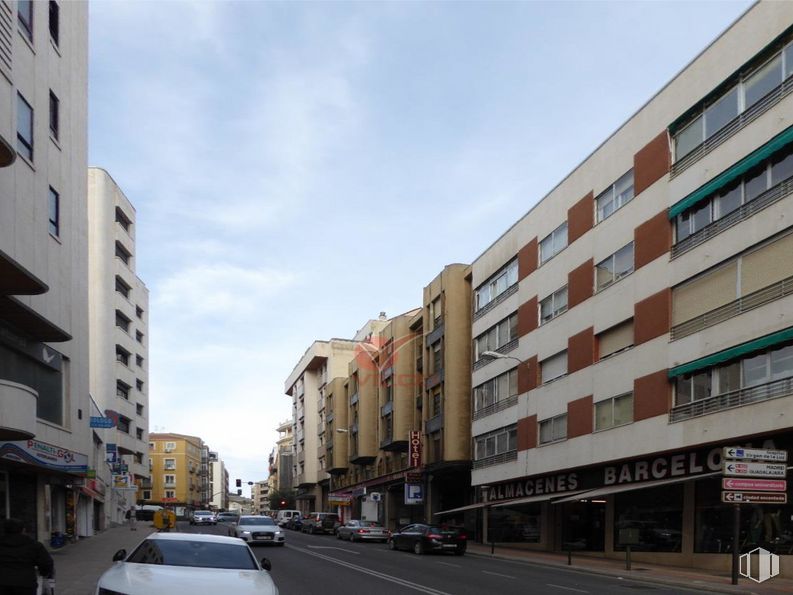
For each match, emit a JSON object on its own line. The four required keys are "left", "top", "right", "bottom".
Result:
{"left": 671, "top": 275, "right": 793, "bottom": 341}
{"left": 670, "top": 376, "right": 793, "bottom": 423}
{"left": 473, "top": 338, "right": 519, "bottom": 371}
{"left": 350, "top": 392, "right": 359, "bottom": 405}
{"left": 472, "top": 449, "right": 518, "bottom": 470}
{"left": 472, "top": 394, "right": 519, "bottom": 421}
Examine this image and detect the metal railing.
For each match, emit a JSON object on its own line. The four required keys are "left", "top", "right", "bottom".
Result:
{"left": 472, "top": 449, "right": 518, "bottom": 470}
{"left": 671, "top": 275, "right": 793, "bottom": 340}
{"left": 473, "top": 338, "right": 519, "bottom": 371}
{"left": 473, "top": 283, "right": 518, "bottom": 322}
{"left": 473, "top": 394, "right": 519, "bottom": 421}
{"left": 670, "top": 376, "right": 793, "bottom": 423}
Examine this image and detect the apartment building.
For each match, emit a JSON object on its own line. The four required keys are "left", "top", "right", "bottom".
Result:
{"left": 465, "top": 1, "right": 793, "bottom": 572}
{"left": 268, "top": 418, "right": 293, "bottom": 496}
{"left": 0, "top": 1, "right": 91, "bottom": 543}
{"left": 252, "top": 480, "right": 270, "bottom": 514}
{"left": 87, "top": 168, "right": 150, "bottom": 526}
{"left": 146, "top": 433, "right": 203, "bottom": 515}
{"left": 208, "top": 451, "right": 228, "bottom": 510}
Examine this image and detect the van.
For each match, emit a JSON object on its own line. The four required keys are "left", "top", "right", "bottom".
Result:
{"left": 275, "top": 510, "right": 300, "bottom": 527}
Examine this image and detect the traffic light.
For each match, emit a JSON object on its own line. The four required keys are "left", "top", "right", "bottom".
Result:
{"left": 279, "top": 499, "right": 287, "bottom": 509}
{"left": 235, "top": 479, "right": 241, "bottom": 488}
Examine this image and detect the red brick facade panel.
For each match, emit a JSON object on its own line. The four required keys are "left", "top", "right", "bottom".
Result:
{"left": 567, "top": 327, "right": 594, "bottom": 374}
{"left": 568, "top": 191, "right": 594, "bottom": 244}
{"left": 634, "top": 288, "right": 671, "bottom": 345}
{"left": 634, "top": 210, "right": 672, "bottom": 269}
{"left": 517, "top": 414, "right": 537, "bottom": 451}
{"left": 568, "top": 259, "right": 594, "bottom": 309}
{"left": 633, "top": 370, "right": 671, "bottom": 421}
{"left": 517, "top": 296, "right": 538, "bottom": 337}
{"left": 518, "top": 238, "right": 538, "bottom": 281}
{"left": 518, "top": 355, "right": 538, "bottom": 393}
{"left": 634, "top": 130, "right": 670, "bottom": 196}
{"left": 567, "top": 395, "right": 593, "bottom": 438}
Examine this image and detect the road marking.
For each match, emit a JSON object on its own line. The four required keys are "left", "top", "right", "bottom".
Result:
{"left": 306, "top": 545, "right": 360, "bottom": 555}
{"left": 436, "top": 561, "right": 461, "bottom": 568}
{"left": 287, "top": 544, "right": 453, "bottom": 595}
{"left": 545, "top": 585, "right": 589, "bottom": 593}
{"left": 482, "top": 570, "right": 516, "bottom": 579}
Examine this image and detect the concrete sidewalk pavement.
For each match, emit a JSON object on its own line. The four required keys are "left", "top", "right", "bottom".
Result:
{"left": 50, "top": 523, "right": 154, "bottom": 595}
{"left": 466, "top": 542, "right": 793, "bottom": 595}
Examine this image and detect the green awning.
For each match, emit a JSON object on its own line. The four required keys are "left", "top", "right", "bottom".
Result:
{"left": 668, "top": 327, "right": 793, "bottom": 378}
{"left": 668, "top": 124, "right": 793, "bottom": 219}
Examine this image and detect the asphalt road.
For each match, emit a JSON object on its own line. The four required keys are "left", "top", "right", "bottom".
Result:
{"left": 185, "top": 521, "right": 715, "bottom": 595}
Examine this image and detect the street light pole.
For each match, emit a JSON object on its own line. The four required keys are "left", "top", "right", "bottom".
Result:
{"left": 481, "top": 351, "right": 523, "bottom": 365}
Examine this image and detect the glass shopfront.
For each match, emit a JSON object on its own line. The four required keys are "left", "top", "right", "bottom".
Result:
{"left": 614, "top": 484, "right": 683, "bottom": 552}
{"left": 488, "top": 502, "right": 541, "bottom": 543}
{"left": 561, "top": 500, "right": 605, "bottom": 551}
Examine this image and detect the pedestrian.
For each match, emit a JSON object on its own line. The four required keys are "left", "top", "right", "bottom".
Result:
{"left": 128, "top": 507, "right": 137, "bottom": 531}
{"left": 0, "top": 518, "right": 55, "bottom": 595}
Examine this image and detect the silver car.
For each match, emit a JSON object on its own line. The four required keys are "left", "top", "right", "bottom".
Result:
{"left": 234, "top": 515, "right": 285, "bottom": 546}
{"left": 336, "top": 519, "right": 390, "bottom": 542}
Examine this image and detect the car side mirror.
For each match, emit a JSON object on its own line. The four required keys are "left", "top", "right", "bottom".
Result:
{"left": 112, "top": 549, "right": 127, "bottom": 562}
{"left": 260, "top": 557, "right": 272, "bottom": 572}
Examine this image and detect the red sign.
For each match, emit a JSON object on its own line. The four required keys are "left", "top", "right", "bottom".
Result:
{"left": 722, "top": 478, "right": 787, "bottom": 492}
{"left": 722, "top": 491, "right": 787, "bottom": 504}
{"left": 409, "top": 431, "right": 421, "bottom": 468}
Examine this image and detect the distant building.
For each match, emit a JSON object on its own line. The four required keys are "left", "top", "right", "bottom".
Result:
{"left": 209, "top": 453, "right": 228, "bottom": 510}
{"left": 146, "top": 433, "right": 204, "bottom": 515}
{"left": 251, "top": 480, "right": 270, "bottom": 514}
{"left": 228, "top": 493, "right": 252, "bottom": 515}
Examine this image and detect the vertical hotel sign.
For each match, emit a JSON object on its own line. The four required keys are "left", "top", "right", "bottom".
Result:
{"left": 409, "top": 431, "right": 421, "bottom": 468}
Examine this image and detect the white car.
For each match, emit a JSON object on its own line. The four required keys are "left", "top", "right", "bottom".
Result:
{"left": 190, "top": 510, "right": 217, "bottom": 525}
{"left": 234, "top": 515, "right": 285, "bottom": 546}
{"left": 95, "top": 532, "right": 279, "bottom": 595}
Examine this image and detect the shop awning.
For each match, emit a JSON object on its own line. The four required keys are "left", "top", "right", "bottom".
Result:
{"left": 551, "top": 471, "right": 721, "bottom": 504}
{"left": 434, "top": 502, "right": 490, "bottom": 516}
{"left": 490, "top": 489, "right": 592, "bottom": 508}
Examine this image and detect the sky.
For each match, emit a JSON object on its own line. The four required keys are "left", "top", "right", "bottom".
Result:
{"left": 88, "top": 0, "right": 752, "bottom": 497}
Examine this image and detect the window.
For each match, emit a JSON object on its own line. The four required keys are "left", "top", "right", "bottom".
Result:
{"left": 539, "top": 222, "right": 568, "bottom": 264}
{"left": 475, "top": 259, "right": 519, "bottom": 312}
{"left": 164, "top": 442, "right": 176, "bottom": 452}
{"left": 539, "top": 285, "right": 567, "bottom": 325}
{"left": 164, "top": 490, "right": 175, "bottom": 499}
{"left": 164, "top": 458, "right": 176, "bottom": 469}
{"left": 115, "top": 310, "right": 131, "bottom": 332}
{"left": 596, "top": 170, "right": 634, "bottom": 222}
{"left": 539, "top": 413, "right": 567, "bottom": 444}
{"left": 116, "top": 380, "right": 130, "bottom": 400}
{"left": 136, "top": 330, "right": 144, "bottom": 344}
{"left": 115, "top": 275, "right": 131, "bottom": 299}
{"left": 594, "top": 393, "right": 633, "bottom": 431}
{"left": 136, "top": 379, "right": 144, "bottom": 392}
{"left": 164, "top": 475, "right": 175, "bottom": 486}
{"left": 136, "top": 427, "right": 143, "bottom": 440}
{"left": 676, "top": 370, "right": 712, "bottom": 405}
{"left": 134, "top": 452, "right": 143, "bottom": 464}
{"left": 17, "top": 93, "right": 33, "bottom": 161}
{"left": 429, "top": 297, "right": 442, "bottom": 329}
{"left": 431, "top": 387, "right": 441, "bottom": 416}
{"left": 115, "top": 207, "right": 131, "bottom": 233}
{"left": 18, "top": 0, "right": 32, "bottom": 41}
{"left": 597, "top": 319, "right": 634, "bottom": 359}
{"left": 473, "top": 368, "right": 518, "bottom": 413}
{"left": 540, "top": 351, "right": 567, "bottom": 384}
{"left": 149, "top": 442, "right": 155, "bottom": 451}
{"left": 142, "top": 490, "right": 151, "bottom": 500}
{"left": 382, "top": 414, "right": 392, "bottom": 441}
{"left": 136, "top": 354, "right": 144, "bottom": 368}
{"left": 595, "top": 242, "right": 634, "bottom": 291}
{"left": 115, "top": 346, "right": 130, "bottom": 366}
{"left": 474, "top": 425, "right": 517, "bottom": 460}
{"left": 49, "top": 1, "right": 58, "bottom": 45}
{"left": 48, "top": 187, "right": 60, "bottom": 237}
{"left": 49, "top": 91, "right": 59, "bottom": 140}
{"left": 115, "top": 241, "right": 131, "bottom": 265}
{"left": 136, "top": 306, "right": 144, "bottom": 319}
{"left": 432, "top": 341, "right": 442, "bottom": 373}
{"left": 136, "top": 403, "right": 144, "bottom": 416}
{"left": 474, "top": 313, "right": 518, "bottom": 360}
{"left": 117, "top": 416, "right": 130, "bottom": 434}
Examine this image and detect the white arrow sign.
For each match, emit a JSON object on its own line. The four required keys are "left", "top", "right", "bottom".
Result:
{"left": 723, "top": 447, "right": 788, "bottom": 462}
{"left": 722, "top": 461, "right": 787, "bottom": 478}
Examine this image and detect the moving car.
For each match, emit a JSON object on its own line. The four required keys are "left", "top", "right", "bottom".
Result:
{"left": 234, "top": 515, "right": 285, "bottom": 546}
{"left": 336, "top": 520, "right": 389, "bottom": 542}
{"left": 301, "top": 512, "right": 340, "bottom": 535}
{"left": 216, "top": 512, "right": 240, "bottom": 524}
{"left": 388, "top": 523, "right": 466, "bottom": 555}
{"left": 94, "top": 532, "right": 279, "bottom": 595}
{"left": 190, "top": 510, "right": 217, "bottom": 525}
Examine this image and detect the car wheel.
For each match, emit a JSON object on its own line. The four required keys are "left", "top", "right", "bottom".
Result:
{"left": 388, "top": 539, "right": 396, "bottom": 550}
{"left": 413, "top": 541, "right": 424, "bottom": 555}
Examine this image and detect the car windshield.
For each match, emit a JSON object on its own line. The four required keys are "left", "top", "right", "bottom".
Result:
{"left": 361, "top": 521, "right": 381, "bottom": 527}
{"left": 428, "top": 526, "right": 458, "bottom": 534}
{"left": 127, "top": 539, "right": 258, "bottom": 570}
{"left": 239, "top": 517, "right": 275, "bottom": 526}
{"left": 195, "top": 511, "right": 212, "bottom": 516}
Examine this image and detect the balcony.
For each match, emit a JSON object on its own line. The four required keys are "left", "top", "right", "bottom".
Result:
{"left": 472, "top": 449, "right": 518, "bottom": 470}
{"left": 380, "top": 401, "right": 393, "bottom": 416}
{"left": 380, "top": 435, "right": 408, "bottom": 452}
{"left": 427, "top": 323, "right": 445, "bottom": 346}
{"left": 424, "top": 369, "right": 444, "bottom": 390}
{"left": 0, "top": 379, "right": 37, "bottom": 440}
{"left": 350, "top": 391, "right": 359, "bottom": 405}
{"left": 670, "top": 376, "right": 793, "bottom": 423}
{"left": 426, "top": 413, "right": 443, "bottom": 434}
{"left": 472, "top": 394, "right": 519, "bottom": 421}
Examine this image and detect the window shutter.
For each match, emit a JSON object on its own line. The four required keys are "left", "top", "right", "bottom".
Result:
{"left": 598, "top": 319, "right": 634, "bottom": 358}
{"left": 740, "top": 232, "right": 793, "bottom": 295}
{"left": 672, "top": 261, "right": 737, "bottom": 325}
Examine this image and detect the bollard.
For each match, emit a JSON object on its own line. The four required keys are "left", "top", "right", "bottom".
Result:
{"left": 491, "top": 540, "right": 495, "bottom": 554}
{"left": 567, "top": 547, "right": 572, "bottom": 566}
{"left": 626, "top": 545, "right": 631, "bottom": 571}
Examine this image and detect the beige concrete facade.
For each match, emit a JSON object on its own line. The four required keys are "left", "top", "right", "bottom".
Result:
{"left": 146, "top": 433, "right": 203, "bottom": 512}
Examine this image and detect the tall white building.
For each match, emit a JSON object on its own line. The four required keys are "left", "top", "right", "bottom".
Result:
{"left": 87, "top": 167, "right": 150, "bottom": 525}
{"left": 209, "top": 454, "right": 228, "bottom": 510}
{"left": 0, "top": 1, "right": 92, "bottom": 542}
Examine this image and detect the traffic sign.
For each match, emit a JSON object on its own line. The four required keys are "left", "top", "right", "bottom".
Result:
{"left": 721, "top": 491, "right": 787, "bottom": 504}
{"left": 722, "top": 461, "right": 787, "bottom": 478}
{"left": 723, "top": 447, "right": 788, "bottom": 462}
{"left": 722, "top": 478, "right": 787, "bottom": 492}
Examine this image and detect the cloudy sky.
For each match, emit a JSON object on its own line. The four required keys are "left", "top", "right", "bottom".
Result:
{"left": 88, "top": 0, "right": 751, "bottom": 495}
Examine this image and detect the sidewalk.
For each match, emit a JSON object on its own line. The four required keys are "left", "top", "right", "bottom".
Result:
{"left": 50, "top": 523, "right": 154, "bottom": 595}
{"left": 466, "top": 542, "right": 793, "bottom": 595}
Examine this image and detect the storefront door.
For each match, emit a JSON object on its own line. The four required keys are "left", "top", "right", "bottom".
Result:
{"left": 560, "top": 500, "right": 605, "bottom": 551}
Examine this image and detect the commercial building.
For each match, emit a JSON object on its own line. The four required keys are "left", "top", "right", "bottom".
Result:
{"left": 0, "top": 1, "right": 92, "bottom": 543}
{"left": 87, "top": 167, "right": 150, "bottom": 526}
{"left": 146, "top": 433, "right": 204, "bottom": 516}
{"left": 462, "top": 1, "right": 793, "bottom": 573}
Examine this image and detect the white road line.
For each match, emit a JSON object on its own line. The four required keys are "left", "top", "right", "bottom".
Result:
{"left": 436, "top": 561, "right": 461, "bottom": 568}
{"left": 545, "top": 584, "right": 589, "bottom": 593}
{"left": 306, "top": 545, "right": 360, "bottom": 555}
{"left": 287, "top": 544, "right": 453, "bottom": 595}
{"left": 482, "top": 570, "right": 516, "bottom": 579}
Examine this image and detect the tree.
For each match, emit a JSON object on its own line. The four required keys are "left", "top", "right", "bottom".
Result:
{"left": 268, "top": 488, "right": 296, "bottom": 510}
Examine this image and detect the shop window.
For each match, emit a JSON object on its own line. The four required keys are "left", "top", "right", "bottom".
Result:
{"left": 561, "top": 500, "right": 605, "bottom": 551}
{"left": 614, "top": 484, "right": 683, "bottom": 552}
{"left": 487, "top": 503, "right": 541, "bottom": 544}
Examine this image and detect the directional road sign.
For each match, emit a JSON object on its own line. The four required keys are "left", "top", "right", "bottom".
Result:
{"left": 722, "top": 461, "right": 787, "bottom": 478}
{"left": 722, "top": 478, "right": 787, "bottom": 492}
{"left": 721, "top": 491, "right": 787, "bottom": 504}
{"left": 722, "top": 447, "right": 787, "bottom": 462}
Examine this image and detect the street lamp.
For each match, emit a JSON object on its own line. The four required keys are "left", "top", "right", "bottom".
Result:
{"left": 481, "top": 351, "right": 523, "bottom": 364}
{"left": 336, "top": 428, "right": 349, "bottom": 433}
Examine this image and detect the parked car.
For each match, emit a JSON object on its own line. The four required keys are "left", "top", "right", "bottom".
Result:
{"left": 388, "top": 523, "right": 466, "bottom": 555}
{"left": 275, "top": 510, "right": 300, "bottom": 528}
{"left": 190, "top": 510, "right": 217, "bottom": 526}
{"left": 286, "top": 515, "right": 303, "bottom": 531}
{"left": 301, "top": 512, "right": 340, "bottom": 535}
{"left": 216, "top": 512, "right": 240, "bottom": 524}
{"left": 94, "top": 532, "right": 279, "bottom": 595}
{"left": 336, "top": 520, "right": 389, "bottom": 542}
{"left": 233, "top": 516, "right": 285, "bottom": 546}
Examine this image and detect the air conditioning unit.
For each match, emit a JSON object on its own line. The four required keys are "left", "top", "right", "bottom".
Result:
{"left": 369, "top": 492, "right": 382, "bottom": 502}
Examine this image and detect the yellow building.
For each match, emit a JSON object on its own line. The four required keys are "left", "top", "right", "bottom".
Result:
{"left": 145, "top": 433, "right": 204, "bottom": 512}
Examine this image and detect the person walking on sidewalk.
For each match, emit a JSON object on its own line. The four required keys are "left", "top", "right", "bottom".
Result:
{"left": 126, "top": 507, "right": 137, "bottom": 531}
{"left": 0, "top": 518, "right": 55, "bottom": 595}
